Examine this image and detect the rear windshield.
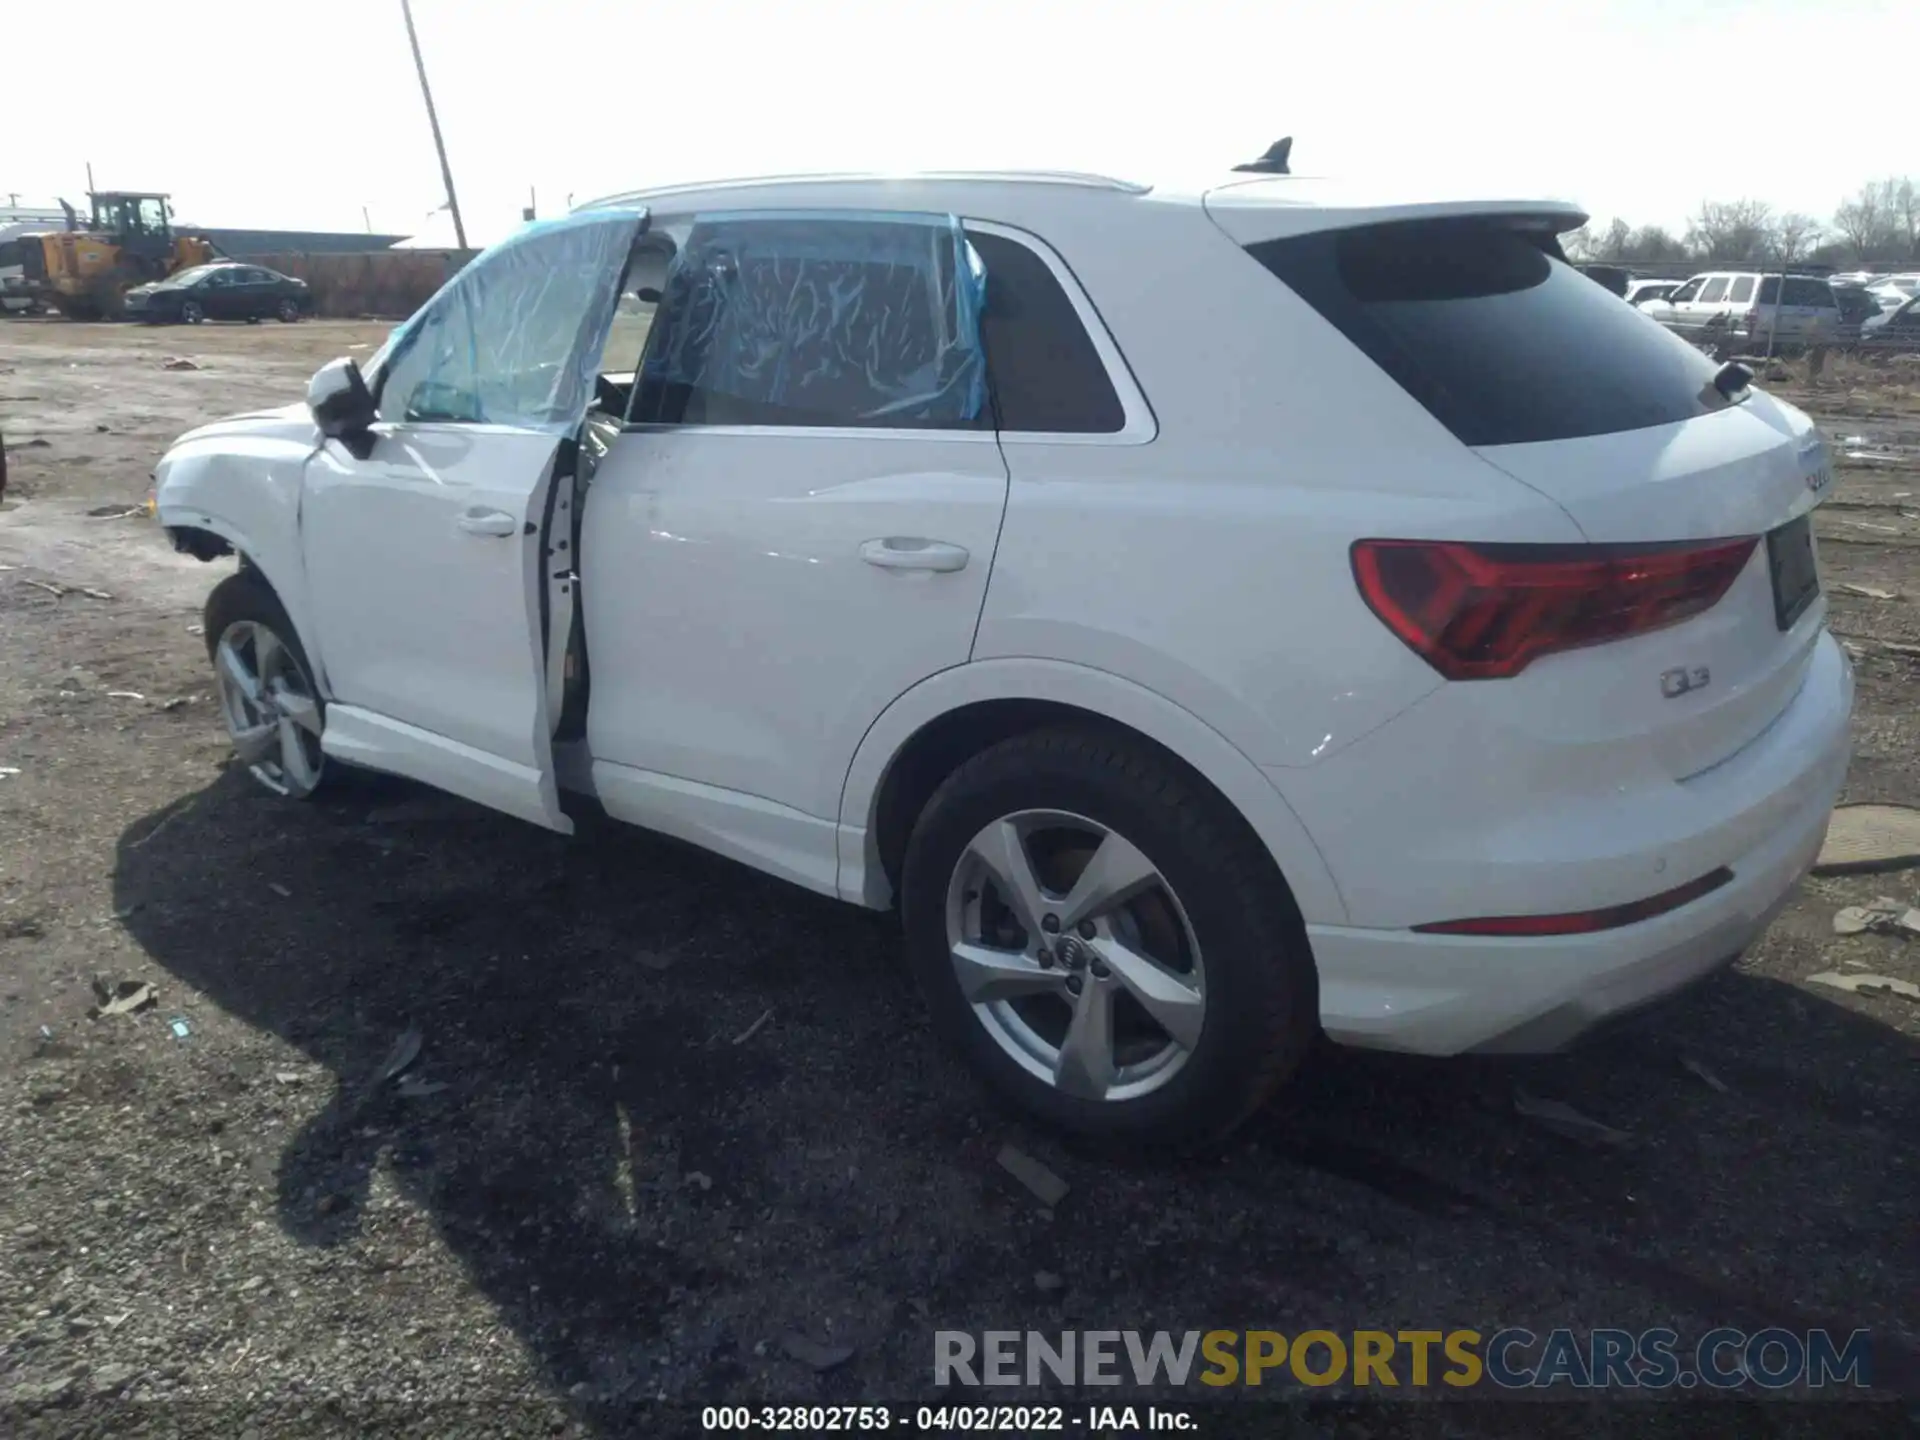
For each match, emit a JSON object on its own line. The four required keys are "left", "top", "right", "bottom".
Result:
{"left": 1246, "top": 218, "right": 1728, "bottom": 447}
{"left": 1756, "top": 277, "right": 1837, "bottom": 307}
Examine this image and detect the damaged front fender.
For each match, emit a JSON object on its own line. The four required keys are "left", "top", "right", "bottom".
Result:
{"left": 152, "top": 400, "right": 330, "bottom": 694}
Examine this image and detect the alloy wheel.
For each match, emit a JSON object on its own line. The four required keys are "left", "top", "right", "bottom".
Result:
{"left": 212, "top": 619, "right": 325, "bottom": 797}
{"left": 944, "top": 809, "right": 1206, "bottom": 1103}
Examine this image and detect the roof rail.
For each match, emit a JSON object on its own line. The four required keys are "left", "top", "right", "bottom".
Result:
{"left": 1233, "top": 137, "right": 1293, "bottom": 176}
{"left": 578, "top": 169, "right": 1150, "bottom": 210}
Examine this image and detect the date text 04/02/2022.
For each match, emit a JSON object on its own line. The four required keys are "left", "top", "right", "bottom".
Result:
{"left": 699, "top": 1404, "right": 1197, "bottom": 1431}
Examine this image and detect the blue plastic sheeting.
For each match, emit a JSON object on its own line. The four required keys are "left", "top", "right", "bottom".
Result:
{"left": 640, "top": 210, "right": 987, "bottom": 426}
{"left": 370, "top": 208, "right": 646, "bottom": 432}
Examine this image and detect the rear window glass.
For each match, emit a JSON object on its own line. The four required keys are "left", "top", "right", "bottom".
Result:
{"left": 1757, "top": 277, "right": 1837, "bottom": 307}
{"left": 1246, "top": 218, "right": 1727, "bottom": 448}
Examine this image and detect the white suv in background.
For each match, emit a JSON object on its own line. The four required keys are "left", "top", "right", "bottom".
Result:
{"left": 152, "top": 169, "right": 1852, "bottom": 1147}
{"left": 1640, "top": 270, "right": 1841, "bottom": 350}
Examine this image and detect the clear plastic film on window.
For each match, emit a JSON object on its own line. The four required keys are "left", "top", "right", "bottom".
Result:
{"left": 641, "top": 210, "right": 988, "bottom": 425}
{"left": 375, "top": 208, "right": 646, "bottom": 432}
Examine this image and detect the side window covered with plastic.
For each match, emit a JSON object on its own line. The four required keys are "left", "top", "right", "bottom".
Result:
{"left": 628, "top": 210, "right": 989, "bottom": 430}
{"left": 374, "top": 215, "right": 640, "bottom": 430}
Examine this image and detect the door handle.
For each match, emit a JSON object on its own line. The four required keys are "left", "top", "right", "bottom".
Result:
{"left": 458, "top": 508, "right": 518, "bottom": 538}
{"left": 860, "top": 537, "right": 969, "bottom": 573}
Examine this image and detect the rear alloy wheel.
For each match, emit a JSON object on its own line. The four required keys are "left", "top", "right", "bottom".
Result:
{"left": 947, "top": 809, "right": 1206, "bottom": 1102}
{"left": 181, "top": 299, "right": 205, "bottom": 325}
{"left": 277, "top": 297, "right": 301, "bottom": 322}
{"left": 902, "top": 727, "right": 1318, "bottom": 1149}
{"left": 205, "top": 574, "right": 329, "bottom": 799}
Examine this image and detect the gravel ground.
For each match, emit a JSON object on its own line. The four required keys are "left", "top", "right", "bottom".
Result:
{"left": 2, "top": 322, "right": 1918, "bottom": 1438}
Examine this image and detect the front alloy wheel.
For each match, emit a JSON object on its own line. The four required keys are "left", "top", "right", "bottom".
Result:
{"left": 946, "top": 810, "right": 1206, "bottom": 1102}
{"left": 212, "top": 617, "right": 325, "bottom": 798}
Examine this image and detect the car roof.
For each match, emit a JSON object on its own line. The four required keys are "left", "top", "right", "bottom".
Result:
{"left": 576, "top": 169, "right": 1587, "bottom": 242}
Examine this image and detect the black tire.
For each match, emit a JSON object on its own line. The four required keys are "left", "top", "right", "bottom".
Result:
{"left": 277, "top": 297, "right": 301, "bottom": 323}
{"left": 203, "top": 571, "right": 335, "bottom": 800}
{"left": 901, "top": 726, "right": 1319, "bottom": 1151}
{"left": 181, "top": 299, "right": 205, "bottom": 325}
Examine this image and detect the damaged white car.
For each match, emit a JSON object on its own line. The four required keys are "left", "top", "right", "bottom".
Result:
{"left": 153, "top": 170, "right": 1852, "bottom": 1146}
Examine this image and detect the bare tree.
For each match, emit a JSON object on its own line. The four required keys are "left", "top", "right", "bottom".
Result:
{"left": 1832, "top": 178, "right": 1908, "bottom": 261}
{"left": 1561, "top": 223, "right": 1596, "bottom": 261}
{"left": 1770, "top": 212, "right": 1824, "bottom": 264}
{"left": 1630, "top": 225, "right": 1689, "bottom": 263}
{"left": 1896, "top": 177, "right": 1920, "bottom": 259}
{"left": 1595, "top": 217, "right": 1633, "bottom": 262}
{"left": 1688, "top": 199, "right": 1773, "bottom": 263}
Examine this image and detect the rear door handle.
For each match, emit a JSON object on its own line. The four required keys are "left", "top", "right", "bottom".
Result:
{"left": 860, "top": 537, "right": 970, "bottom": 573}
{"left": 458, "top": 508, "right": 518, "bottom": 538}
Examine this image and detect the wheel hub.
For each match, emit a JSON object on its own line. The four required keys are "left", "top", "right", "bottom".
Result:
{"left": 945, "top": 809, "right": 1206, "bottom": 1105}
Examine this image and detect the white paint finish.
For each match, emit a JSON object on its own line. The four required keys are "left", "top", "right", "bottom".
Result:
{"left": 1202, "top": 177, "right": 1587, "bottom": 242}
{"left": 301, "top": 425, "right": 569, "bottom": 831}
{"left": 1311, "top": 730, "right": 1844, "bottom": 1053}
{"left": 155, "top": 171, "right": 1865, "bottom": 1067}
{"left": 1277, "top": 630, "right": 1852, "bottom": 933}
{"left": 322, "top": 710, "right": 568, "bottom": 833}
{"left": 151, "top": 402, "right": 326, "bottom": 687}
{"left": 324, "top": 704, "right": 573, "bottom": 835}
{"left": 591, "top": 761, "right": 841, "bottom": 899}
{"left": 1474, "top": 389, "right": 1823, "bottom": 544}
{"left": 973, "top": 197, "right": 1588, "bottom": 770}
{"left": 835, "top": 657, "right": 1349, "bottom": 925}
{"left": 579, "top": 428, "right": 1009, "bottom": 822}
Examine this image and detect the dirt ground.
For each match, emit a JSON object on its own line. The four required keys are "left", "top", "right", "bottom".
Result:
{"left": 2, "top": 319, "right": 1918, "bottom": 1438}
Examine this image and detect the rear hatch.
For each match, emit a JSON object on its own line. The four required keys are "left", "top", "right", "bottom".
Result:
{"left": 1211, "top": 191, "right": 1832, "bottom": 780}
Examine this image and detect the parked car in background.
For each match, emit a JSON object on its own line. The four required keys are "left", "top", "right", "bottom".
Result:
{"left": 1639, "top": 271, "right": 1839, "bottom": 351}
{"left": 1624, "top": 277, "right": 1682, "bottom": 306}
{"left": 1832, "top": 284, "right": 1884, "bottom": 342}
{"left": 1867, "top": 275, "right": 1920, "bottom": 312}
{"left": 1575, "top": 262, "right": 1630, "bottom": 296}
{"left": 149, "top": 173, "right": 1852, "bottom": 1145}
{"left": 123, "top": 262, "right": 312, "bottom": 325}
{"left": 1862, "top": 294, "right": 1920, "bottom": 346}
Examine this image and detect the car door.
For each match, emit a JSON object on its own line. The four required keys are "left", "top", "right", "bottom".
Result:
{"left": 195, "top": 267, "right": 235, "bottom": 319}
{"left": 1690, "top": 274, "right": 1731, "bottom": 336}
{"left": 232, "top": 267, "right": 272, "bottom": 318}
{"left": 575, "top": 208, "right": 1010, "bottom": 891}
{"left": 299, "top": 207, "right": 648, "bottom": 832}
{"left": 1655, "top": 275, "right": 1705, "bottom": 332}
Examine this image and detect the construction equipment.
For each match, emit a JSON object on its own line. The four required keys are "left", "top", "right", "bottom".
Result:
{"left": 13, "top": 192, "right": 220, "bottom": 319}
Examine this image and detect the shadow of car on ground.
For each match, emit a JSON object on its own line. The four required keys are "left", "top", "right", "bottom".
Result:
{"left": 112, "top": 769, "right": 1920, "bottom": 1428}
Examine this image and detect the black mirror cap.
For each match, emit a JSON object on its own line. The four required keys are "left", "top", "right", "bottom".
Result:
{"left": 308, "top": 357, "right": 375, "bottom": 439}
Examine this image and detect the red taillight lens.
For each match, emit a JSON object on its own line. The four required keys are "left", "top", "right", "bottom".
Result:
{"left": 1412, "top": 867, "right": 1735, "bottom": 936}
{"left": 1350, "top": 536, "right": 1758, "bottom": 680}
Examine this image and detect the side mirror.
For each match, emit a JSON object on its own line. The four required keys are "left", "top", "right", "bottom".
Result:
{"left": 308, "top": 357, "right": 375, "bottom": 444}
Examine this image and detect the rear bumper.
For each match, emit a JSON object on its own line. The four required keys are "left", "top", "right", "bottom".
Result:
{"left": 1298, "top": 631, "right": 1852, "bottom": 1055}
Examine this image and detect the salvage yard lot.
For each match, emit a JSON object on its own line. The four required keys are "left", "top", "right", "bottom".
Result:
{"left": 2, "top": 319, "right": 1918, "bottom": 1434}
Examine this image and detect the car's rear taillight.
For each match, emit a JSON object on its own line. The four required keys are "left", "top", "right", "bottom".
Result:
{"left": 1350, "top": 536, "right": 1759, "bottom": 680}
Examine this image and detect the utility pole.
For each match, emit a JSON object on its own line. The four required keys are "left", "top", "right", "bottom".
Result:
{"left": 85, "top": 162, "right": 95, "bottom": 197}
{"left": 399, "top": 0, "right": 468, "bottom": 251}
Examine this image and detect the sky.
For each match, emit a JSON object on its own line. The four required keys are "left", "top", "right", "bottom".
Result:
{"left": 6, "top": 0, "right": 1909, "bottom": 247}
